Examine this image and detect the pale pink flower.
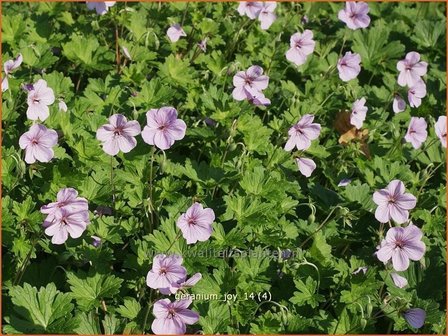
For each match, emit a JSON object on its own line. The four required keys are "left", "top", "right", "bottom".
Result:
{"left": 91, "top": 235, "right": 102, "bottom": 248}
{"left": 167, "top": 24, "right": 186, "bottom": 43}
{"left": 285, "top": 114, "right": 321, "bottom": 151}
{"left": 141, "top": 107, "right": 186, "bottom": 150}
{"left": 26, "top": 79, "right": 55, "bottom": 121}
{"left": 232, "top": 65, "right": 269, "bottom": 101}
{"left": 159, "top": 273, "right": 202, "bottom": 295}
{"left": 96, "top": 114, "right": 141, "bottom": 156}
{"left": 295, "top": 157, "right": 316, "bottom": 177}
{"left": 397, "top": 52, "right": 428, "bottom": 87}
{"left": 198, "top": 38, "right": 207, "bottom": 52}
{"left": 19, "top": 124, "right": 58, "bottom": 164}
{"left": 244, "top": 86, "right": 271, "bottom": 106}
{"left": 237, "top": 1, "right": 263, "bottom": 19}
{"left": 350, "top": 97, "right": 368, "bottom": 129}
{"left": 146, "top": 254, "right": 187, "bottom": 290}
{"left": 151, "top": 298, "right": 199, "bottom": 335}
{"left": 373, "top": 180, "right": 417, "bottom": 224}
{"left": 4, "top": 53, "right": 23, "bottom": 74}
{"left": 338, "top": 2, "right": 370, "bottom": 30}
{"left": 376, "top": 224, "right": 425, "bottom": 271}
{"left": 86, "top": 1, "right": 115, "bottom": 15}
{"left": 43, "top": 208, "right": 90, "bottom": 245}
{"left": 435, "top": 116, "right": 447, "bottom": 148}
{"left": 408, "top": 80, "right": 426, "bottom": 108}
{"left": 393, "top": 95, "right": 406, "bottom": 113}
{"left": 404, "top": 117, "right": 427, "bottom": 149}
{"left": 391, "top": 273, "right": 408, "bottom": 288}
{"left": 176, "top": 203, "right": 215, "bottom": 244}
{"left": 41, "top": 187, "right": 89, "bottom": 221}
{"left": 258, "top": 2, "right": 277, "bottom": 30}
{"left": 337, "top": 52, "right": 361, "bottom": 81}
{"left": 285, "top": 30, "right": 315, "bottom": 66}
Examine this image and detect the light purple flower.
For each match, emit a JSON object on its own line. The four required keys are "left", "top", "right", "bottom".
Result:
{"left": 96, "top": 114, "right": 141, "bottom": 156}
{"left": 151, "top": 298, "right": 199, "bottom": 335}
{"left": 141, "top": 107, "right": 186, "bottom": 150}
{"left": 408, "top": 80, "right": 427, "bottom": 108}
{"left": 285, "top": 30, "right": 315, "bottom": 66}
{"left": 237, "top": 1, "right": 263, "bottom": 19}
{"left": 198, "top": 38, "right": 207, "bottom": 52}
{"left": 296, "top": 157, "right": 316, "bottom": 177}
{"left": 435, "top": 116, "right": 447, "bottom": 148}
{"left": 146, "top": 254, "right": 187, "bottom": 290}
{"left": 43, "top": 208, "right": 90, "bottom": 245}
{"left": 91, "top": 235, "right": 102, "bottom": 248}
{"left": 376, "top": 224, "right": 425, "bottom": 271}
{"left": 58, "top": 99, "right": 68, "bottom": 112}
{"left": 373, "top": 180, "right": 417, "bottom": 224}
{"left": 167, "top": 24, "right": 186, "bottom": 43}
{"left": 393, "top": 95, "right": 406, "bottom": 113}
{"left": 19, "top": 124, "right": 58, "bottom": 164}
{"left": 391, "top": 272, "right": 408, "bottom": 288}
{"left": 337, "top": 52, "right": 361, "bottom": 81}
{"left": 338, "top": 2, "right": 370, "bottom": 30}
{"left": 404, "top": 117, "right": 427, "bottom": 149}
{"left": 403, "top": 308, "right": 426, "bottom": 329}
{"left": 258, "top": 2, "right": 277, "bottom": 30}
{"left": 244, "top": 86, "right": 271, "bottom": 106}
{"left": 397, "top": 52, "right": 428, "bottom": 87}
{"left": 4, "top": 53, "right": 23, "bottom": 75}
{"left": 176, "top": 203, "right": 215, "bottom": 244}
{"left": 159, "top": 273, "right": 202, "bottom": 295}
{"left": 86, "top": 1, "right": 115, "bottom": 15}
{"left": 350, "top": 97, "right": 368, "bottom": 129}
{"left": 285, "top": 114, "right": 321, "bottom": 151}
{"left": 232, "top": 65, "right": 269, "bottom": 101}
{"left": 26, "top": 79, "right": 55, "bottom": 121}
{"left": 41, "top": 187, "right": 89, "bottom": 221}
{"left": 338, "top": 178, "right": 352, "bottom": 187}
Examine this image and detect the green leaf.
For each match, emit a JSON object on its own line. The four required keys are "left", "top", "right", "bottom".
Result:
{"left": 290, "top": 277, "right": 325, "bottom": 308}
{"left": 117, "top": 298, "right": 141, "bottom": 320}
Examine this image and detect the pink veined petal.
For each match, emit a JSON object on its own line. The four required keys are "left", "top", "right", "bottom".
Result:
{"left": 246, "top": 65, "right": 264, "bottom": 78}
{"left": 296, "top": 158, "right": 316, "bottom": 177}
{"left": 19, "top": 132, "right": 32, "bottom": 149}
{"left": 51, "top": 227, "right": 69, "bottom": 245}
{"left": 387, "top": 180, "right": 405, "bottom": 199}
{"left": 57, "top": 187, "right": 78, "bottom": 202}
{"left": 412, "top": 62, "right": 428, "bottom": 76}
{"left": 33, "top": 145, "right": 54, "bottom": 163}
{"left": 385, "top": 226, "right": 402, "bottom": 243}
{"left": 117, "top": 135, "right": 137, "bottom": 153}
{"left": 374, "top": 205, "right": 391, "bottom": 223}
{"left": 145, "top": 109, "right": 160, "bottom": 128}
{"left": 376, "top": 242, "right": 394, "bottom": 263}
{"left": 167, "top": 119, "right": 187, "bottom": 140}
{"left": 403, "top": 240, "right": 426, "bottom": 261}
{"left": 96, "top": 125, "right": 115, "bottom": 141}
{"left": 102, "top": 138, "right": 120, "bottom": 156}
{"left": 196, "top": 207, "right": 215, "bottom": 225}
{"left": 353, "top": 14, "right": 370, "bottom": 29}
{"left": 294, "top": 132, "right": 312, "bottom": 151}
{"left": 250, "top": 75, "right": 269, "bottom": 91}
{"left": 232, "top": 86, "right": 248, "bottom": 101}
{"left": 151, "top": 316, "right": 186, "bottom": 335}
{"left": 176, "top": 309, "right": 200, "bottom": 325}
{"left": 396, "top": 192, "right": 417, "bottom": 210}
{"left": 393, "top": 96, "right": 406, "bottom": 113}
{"left": 152, "top": 299, "right": 171, "bottom": 318}
{"left": 259, "top": 12, "right": 276, "bottom": 30}
{"left": 284, "top": 137, "right": 296, "bottom": 152}
{"left": 406, "top": 51, "right": 421, "bottom": 64}
{"left": 298, "top": 114, "right": 315, "bottom": 127}
{"left": 147, "top": 271, "right": 171, "bottom": 289}
{"left": 38, "top": 87, "right": 55, "bottom": 106}
{"left": 301, "top": 124, "right": 321, "bottom": 140}
{"left": 404, "top": 309, "right": 426, "bottom": 329}
{"left": 109, "top": 114, "right": 127, "bottom": 128}
{"left": 27, "top": 103, "right": 49, "bottom": 121}
{"left": 391, "top": 249, "right": 410, "bottom": 271}
{"left": 389, "top": 205, "right": 409, "bottom": 224}
{"left": 173, "top": 297, "right": 193, "bottom": 310}
{"left": 24, "top": 146, "right": 37, "bottom": 164}
{"left": 39, "top": 129, "right": 58, "bottom": 147}
{"left": 286, "top": 48, "right": 307, "bottom": 66}
{"left": 391, "top": 273, "right": 408, "bottom": 288}
{"left": 32, "top": 79, "right": 47, "bottom": 92}
{"left": 123, "top": 120, "right": 141, "bottom": 136}
{"left": 233, "top": 72, "right": 247, "bottom": 87}
{"left": 183, "top": 273, "right": 202, "bottom": 287}
{"left": 44, "top": 222, "right": 62, "bottom": 236}
{"left": 141, "top": 126, "right": 157, "bottom": 146}
{"left": 402, "top": 223, "right": 423, "bottom": 241}
{"left": 2, "top": 76, "right": 9, "bottom": 92}
{"left": 153, "top": 131, "right": 174, "bottom": 150}
{"left": 65, "top": 221, "right": 87, "bottom": 239}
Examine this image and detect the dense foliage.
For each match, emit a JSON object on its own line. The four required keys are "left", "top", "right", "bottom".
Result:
{"left": 2, "top": 1, "right": 446, "bottom": 334}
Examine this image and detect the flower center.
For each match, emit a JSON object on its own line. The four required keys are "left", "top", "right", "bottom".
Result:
{"left": 395, "top": 239, "right": 405, "bottom": 249}
{"left": 167, "top": 308, "right": 176, "bottom": 318}
{"left": 388, "top": 196, "right": 396, "bottom": 204}
{"left": 159, "top": 267, "right": 167, "bottom": 275}
{"left": 187, "top": 218, "right": 196, "bottom": 226}
{"left": 114, "top": 127, "right": 123, "bottom": 136}
{"left": 158, "top": 125, "right": 166, "bottom": 131}
{"left": 31, "top": 139, "right": 39, "bottom": 145}
{"left": 33, "top": 98, "right": 40, "bottom": 104}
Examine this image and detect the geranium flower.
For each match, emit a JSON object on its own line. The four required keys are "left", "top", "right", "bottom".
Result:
{"left": 244, "top": 86, "right": 271, "bottom": 106}
{"left": 43, "top": 208, "right": 90, "bottom": 245}
{"left": 91, "top": 235, "right": 102, "bottom": 248}
{"left": 338, "top": 2, "right": 370, "bottom": 30}
{"left": 350, "top": 97, "right": 368, "bottom": 129}
{"left": 58, "top": 99, "right": 67, "bottom": 112}
{"left": 295, "top": 157, "right": 316, "bottom": 177}
{"left": 96, "top": 114, "right": 141, "bottom": 156}
{"left": 397, "top": 52, "right": 428, "bottom": 87}
{"left": 408, "top": 80, "right": 426, "bottom": 108}
{"left": 232, "top": 65, "right": 269, "bottom": 101}
{"left": 26, "top": 79, "right": 55, "bottom": 121}
{"left": 403, "top": 308, "right": 426, "bottom": 329}
{"left": 19, "top": 124, "right": 58, "bottom": 164}
{"left": 41, "top": 187, "right": 89, "bottom": 222}
{"left": 141, "top": 107, "right": 187, "bottom": 150}
{"left": 4, "top": 53, "right": 23, "bottom": 74}
{"left": 373, "top": 180, "right": 416, "bottom": 223}
{"left": 146, "top": 254, "right": 187, "bottom": 290}
{"left": 337, "top": 52, "right": 361, "bottom": 81}
{"left": 258, "top": 2, "right": 277, "bottom": 30}
{"left": 198, "top": 38, "right": 207, "bottom": 52}
{"left": 285, "top": 30, "right": 315, "bottom": 66}
{"left": 393, "top": 95, "right": 406, "bottom": 113}
{"left": 237, "top": 1, "right": 263, "bottom": 19}
{"left": 435, "top": 116, "right": 447, "bottom": 148}
{"left": 285, "top": 114, "right": 321, "bottom": 151}
{"left": 86, "top": 1, "right": 115, "bottom": 15}
{"left": 338, "top": 178, "right": 352, "bottom": 187}
{"left": 151, "top": 298, "right": 199, "bottom": 335}
{"left": 391, "top": 272, "right": 408, "bottom": 288}
{"left": 404, "top": 117, "right": 427, "bottom": 149}
{"left": 167, "top": 24, "right": 186, "bottom": 42}
{"left": 376, "top": 224, "right": 425, "bottom": 271}
{"left": 176, "top": 202, "right": 215, "bottom": 244}
{"left": 160, "top": 273, "right": 202, "bottom": 295}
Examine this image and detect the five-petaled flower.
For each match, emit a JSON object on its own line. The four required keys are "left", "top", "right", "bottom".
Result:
{"left": 146, "top": 254, "right": 187, "bottom": 290}
{"left": 397, "top": 52, "right": 428, "bottom": 87}
{"left": 350, "top": 97, "right": 368, "bottom": 129}
{"left": 26, "top": 79, "right": 56, "bottom": 121}
{"left": 404, "top": 117, "right": 427, "bottom": 149}
{"left": 376, "top": 223, "right": 425, "bottom": 271}
{"left": 86, "top": 1, "right": 115, "bottom": 15}
{"left": 408, "top": 80, "right": 427, "bottom": 108}
{"left": 19, "top": 124, "right": 58, "bottom": 164}
{"left": 258, "top": 2, "right": 277, "bottom": 30}
{"left": 41, "top": 187, "right": 89, "bottom": 222}
{"left": 167, "top": 24, "right": 187, "bottom": 42}
{"left": 151, "top": 298, "right": 199, "bottom": 335}
{"left": 285, "top": 114, "right": 321, "bottom": 151}
{"left": 160, "top": 273, "right": 202, "bottom": 295}
{"left": 338, "top": 2, "right": 371, "bottom": 30}
{"left": 43, "top": 207, "right": 90, "bottom": 245}
{"left": 337, "top": 51, "right": 361, "bottom": 81}
{"left": 286, "top": 30, "right": 315, "bottom": 66}
{"left": 373, "top": 179, "right": 417, "bottom": 224}
{"left": 232, "top": 65, "right": 269, "bottom": 103}
{"left": 141, "top": 106, "right": 187, "bottom": 150}
{"left": 176, "top": 202, "right": 215, "bottom": 244}
{"left": 96, "top": 114, "right": 141, "bottom": 156}
{"left": 237, "top": 1, "right": 263, "bottom": 19}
